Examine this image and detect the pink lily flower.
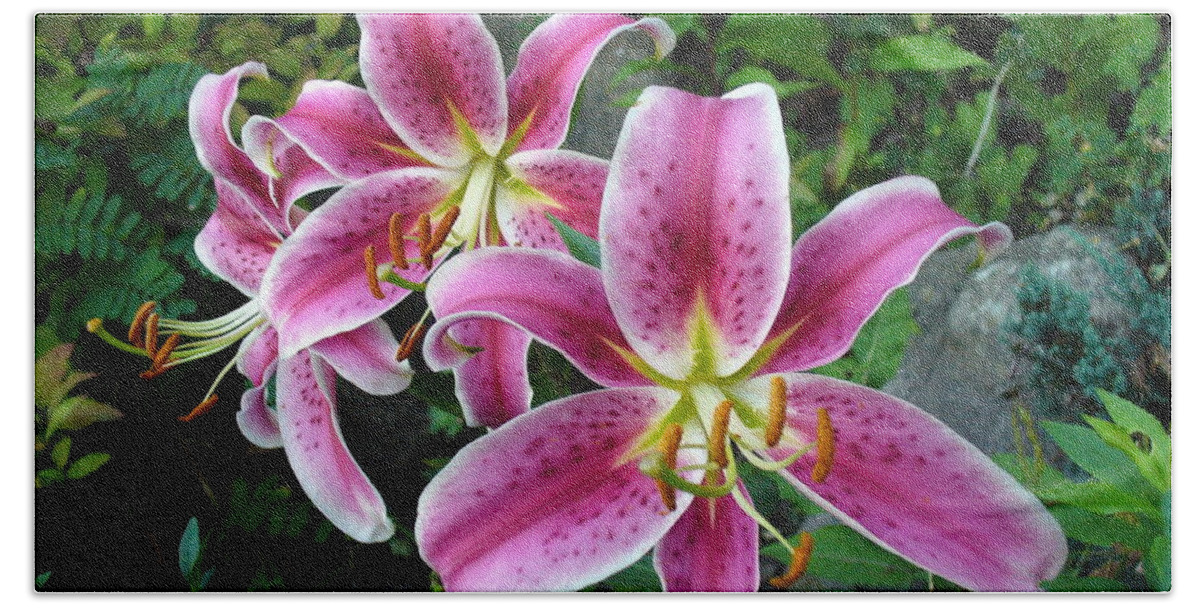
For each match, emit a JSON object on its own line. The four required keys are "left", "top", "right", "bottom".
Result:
{"left": 134, "top": 63, "right": 407, "bottom": 543}
{"left": 415, "top": 84, "right": 1067, "bottom": 591}
{"left": 257, "top": 14, "right": 675, "bottom": 428}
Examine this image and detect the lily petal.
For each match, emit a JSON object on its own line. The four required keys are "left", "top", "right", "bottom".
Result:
{"left": 193, "top": 184, "right": 281, "bottom": 296}
{"left": 276, "top": 351, "right": 394, "bottom": 543}
{"left": 416, "top": 387, "right": 690, "bottom": 591}
{"left": 242, "top": 115, "right": 345, "bottom": 221}
{"left": 236, "top": 361, "right": 282, "bottom": 449}
{"left": 258, "top": 80, "right": 428, "bottom": 180}
{"left": 310, "top": 318, "right": 413, "bottom": 396}
{"left": 763, "top": 373, "right": 1066, "bottom": 591}
{"left": 358, "top": 14, "right": 507, "bottom": 166}
{"left": 236, "top": 323, "right": 278, "bottom": 386}
{"left": 653, "top": 481, "right": 760, "bottom": 592}
{"left": 188, "top": 61, "right": 288, "bottom": 235}
{"left": 506, "top": 14, "right": 676, "bottom": 152}
{"left": 601, "top": 84, "right": 792, "bottom": 379}
{"left": 261, "top": 167, "right": 464, "bottom": 358}
{"left": 496, "top": 149, "right": 607, "bottom": 250}
{"left": 760, "top": 176, "right": 1013, "bottom": 375}
{"left": 424, "top": 247, "right": 650, "bottom": 388}
{"left": 439, "top": 317, "right": 533, "bottom": 428}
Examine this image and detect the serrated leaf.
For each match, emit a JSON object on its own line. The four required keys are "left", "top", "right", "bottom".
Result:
{"left": 51, "top": 437, "right": 71, "bottom": 470}
{"left": 66, "top": 452, "right": 110, "bottom": 479}
{"left": 178, "top": 517, "right": 200, "bottom": 577}
{"left": 870, "top": 35, "right": 988, "bottom": 72}
{"left": 546, "top": 213, "right": 601, "bottom": 267}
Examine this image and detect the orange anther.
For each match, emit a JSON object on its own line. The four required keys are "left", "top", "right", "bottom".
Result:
{"left": 656, "top": 423, "right": 684, "bottom": 511}
{"left": 151, "top": 333, "right": 182, "bottom": 369}
{"left": 178, "top": 394, "right": 219, "bottom": 422}
{"left": 417, "top": 213, "right": 433, "bottom": 270}
{"left": 143, "top": 313, "right": 160, "bottom": 359}
{"left": 769, "top": 531, "right": 815, "bottom": 588}
{"left": 812, "top": 407, "right": 835, "bottom": 483}
{"left": 766, "top": 376, "right": 788, "bottom": 447}
{"left": 428, "top": 206, "right": 461, "bottom": 253}
{"left": 364, "top": 245, "right": 386, "bottom": 300}
{"left": 388, "top": 213, "right": 409, "bottom": 271}
{"left": 708, "top": 400, "right": 733, "bottom": 468}
{"left": 128, "top": 301, "right": 157, "bottom": 348}
{"left": 395, "top": 321, "right": 427, "bottom": 362}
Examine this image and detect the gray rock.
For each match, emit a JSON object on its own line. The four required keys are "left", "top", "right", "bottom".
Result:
{"left": 883, "top": 225, "right": 1136, "bottom": 455}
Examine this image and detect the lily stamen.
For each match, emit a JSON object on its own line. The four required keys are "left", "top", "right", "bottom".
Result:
{"left": 656, "top": 423, "right": 684, "bottom": 512}
{"left": 428, "top": 206, "right": 461, "bottom": 254}
{"left": 151, "top": 333, "right": 182, "bottom": 370}
{"left": 708, "top": 400, "right": 733, "bottom": 468}
{"left": 395, "top": 320, "right": 427, "bottom": 362}
{"left": 812, "top": 407, "right": 835, "bottom": 483}
{"left": 143, "top": 313, "right": 161, "bottom": 360}
{"left": 768, "top": 531, "right": 814, "bottom": 589}
{"left": 128, "top": 301, "right": 157, "bottom": 348}
{"left": 766, "top": 376, "right": 787, "bottom": 447}
{"left": 388, "top": 212, "right": 410, "bottom": 271}
{"left": 364, "top": 245, "right": 386, "bottom": 299}
{"left": 178, "top": 394, "right": 219, "bottom": 422}
{"left": 417, "top": 213, "right": 433, "bottom": 270}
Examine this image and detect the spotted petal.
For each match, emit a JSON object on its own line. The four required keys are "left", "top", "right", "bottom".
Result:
{"left": 653, "top": 481, "right": 760, "bottom": 592}
{"left": 601, "top": 84, "right": 792, "bottom": 379}
{"left": 255, "top": 80, "right": 429, "bottom": 180}
{"left": 762, "top": 373, "right": 1066, "bottom": 591}
{"left": 261, "top": 167, "right": 465, "bottom": 358}
{"left": 236, "top": 361, "right": 282, "bottom": 449}
{"left": 416, "top": 387, "right": 690, "bottom": 591}
{"left": 358, "top": 13, "right": 507, "bottom": 167}
{"left": 194, "top": 184, "right": 281, "bottom": 296}
{"left": 276, "top": 351, "right": 394, "bottom": 543}
{"left": 424, "top": 247, "right": 650, "bottom": 389}
{"left": 436, "top": 317, "right": 533, "bottom": 429}
{"left": 188, "top": 61, "right": 288, "bottom": 235}
{"left": 496, "top": 149, "right": 607, "bottom": 251}
{"left": 760, "top": 176, "right": 1013, "bottom": 375}
{"left": 309, "top": 318, "right": 412, "bottom": 396}
{"left": 506, "top": 14, "right": 676, "bottom": 153}
{"left": 242, "top": 115, "right": 345, "bottom": 221}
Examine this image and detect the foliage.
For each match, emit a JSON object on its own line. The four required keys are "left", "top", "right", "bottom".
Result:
{"left": 996, "top": 390, "right": 1170, "bottom": 591}
{"left": 34, "top": 333, "right": 121, "bottom": 488}
{"left": 179, "top": 517, "right": 215, "bottom": 591}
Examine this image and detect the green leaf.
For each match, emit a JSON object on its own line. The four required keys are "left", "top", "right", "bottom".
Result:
{"left": 314, "top": 14, "right": 343, "bottom": 40}
{"left": 764, "top": 526, "right": 922, "bottom": 589}
{"left": 66, "top": 452, "right": 110, "bottom": 479}
{"left": 724, "top": 66, "right": 817, "bottom": 99}
{"left": 427, "top": 407, "right": 464, "bottom": 438}
{"left": 717, "top": 15, "right": 842, "bottom": 87}
{"left": 1132, "top": 50, "right": 1170, "bottom": 134}
{"left": 654, "top": 14, "right": 703, "bottom": 38}
{"left": 1145, "top": 534, "right": 1170, "bottom": 591}
{"left": 1094, "top": 390, "right": 1170, "bottom": 490}
{"left": 178, "top": 517, "right": 200, "bottom": 578}
{"left": 1036, "top": 478, "right": 1158, "bottom": 515}
{"left": 546, "top": 213, "right": 600, "bottom": 268}
{"left": 869, "top": 35, "right": 988, "bottom": 72}
{"left": 1048, "top": 505, "right": 1153, "bottom": 550}
{"left": 1040, "top": 420, "right": 1157, "bottom": 499}
{"left": 46, "top": 395, "right": 123, "bottom": 440}
{"left": 50, "top": 437, "right": 71, "bottom": 470}
{"left": 36, "top": 571, "right": 52, "bottom": 588}
{"left": 1042, "top": 575, "right": 1129, "bottom": 592}
{"left": 36, "top": 469, "right": 65, "bottom": 487}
